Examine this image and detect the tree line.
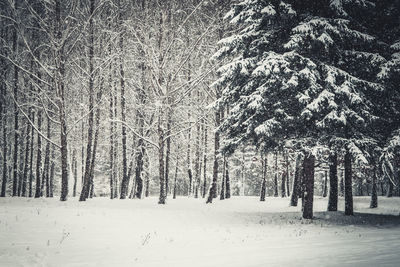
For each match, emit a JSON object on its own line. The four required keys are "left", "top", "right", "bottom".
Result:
{"left": 0, "top": 0, "right": 399, "bottom": 220}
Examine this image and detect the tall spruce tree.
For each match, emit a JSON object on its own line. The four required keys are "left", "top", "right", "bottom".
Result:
{"left": 213, "top": 0, "right": 384, "bottom": 218}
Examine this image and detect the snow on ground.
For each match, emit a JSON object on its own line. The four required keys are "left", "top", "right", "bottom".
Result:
{"left": 1, "top": 196, "right": 399, "bottom": 267}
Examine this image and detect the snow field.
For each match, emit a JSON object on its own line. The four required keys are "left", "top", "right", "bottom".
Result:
{"left": 0, "top": 196, "right": 399, "bottom": 267}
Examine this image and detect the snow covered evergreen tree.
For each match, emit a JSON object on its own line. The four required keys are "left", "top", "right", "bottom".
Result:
{"left": 212, "top": 0, "right": 386, "bottom": 218}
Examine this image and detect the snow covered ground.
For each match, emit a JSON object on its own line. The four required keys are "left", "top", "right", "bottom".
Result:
{"left": 1, "top": 196, "right": 399, "bottom": 267}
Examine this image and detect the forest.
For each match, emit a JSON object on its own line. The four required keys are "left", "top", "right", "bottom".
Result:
{"left": 0, "top": 0, "right": 400, "bottom": 266}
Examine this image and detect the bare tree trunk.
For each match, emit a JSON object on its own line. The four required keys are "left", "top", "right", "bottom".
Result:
{"left": 344, "top": 148, "right": 353, "bottom": 216}
{"left": 206, "top": 107, "right": 220, "bottom": 204}
{"left": 273, "top": 151, "right": 278, "bottom": 197}
{"left": 28, "top": 112, "right": 35, "bottom": 197}
{"left": 281, "top": 156, "right": 286, "bottom": 198}
{"left": 34, "top": 110, "right": 42, "bottom": 198}
{"left": 290, "top": 153, "right": 302, "bottom": 206}
{"left": 225, "top": 159, "right": 231, "bottom": 199}
{"left": 12, "top": 7, "right": 20, "bottom": 196}
{"left": 260, "top": 154, "right": 267, "bottom": 202}
{"left": 370, "top": 161, "right": 378, "bottom": 208}
{"left": 119, "top": 2, "right": 129, "bottom": 200}
{"left": 165, "top": 110, "right": 172, "bottom": 197}
{"left": 79, "top": 0, "right": 95, "bottom": 202}
{"left": 195, "top": 113, "right": 201, "bottom": 199}
{"left": 202, "top": 124, "right": 207, "bottom": 198}
{"left": 327, "top": 151, "right": 338, "bottom": 211}
{"left": 72, "top": 148, "right": 77, "bottom": 197}
{"left": 0, "top": 102, "right": 6, "bottom": 197}
{"left": 22, "top": 109, "right": 32, "bottom": 196}
{"left": 286, "top": 151, "right": 290, "bottom": 197}
{"left": 56, "top": 0, "right": 69, "bottom": 202}
{"left": 17, "top": 126, "right": 25, "bottom": 196}
{"left": 49, "top": 144, "right": 55, "bottom": 197}
{"left": 43, "top": 117, "right": 51, "bottom": 197}
{"left": 173, "top": 145, "right": 179, "bottom": 199}
{"left": 158, "top": 115, "right": 166, "bottom": 204}
{"left": 220, "top": 155, "right": 226, "bottom": 200}
{"left": 88, "top": 83, "right": 103, "bottom": 199}
{"left": 302, "top": 153, "right": 315, "bottom": 219}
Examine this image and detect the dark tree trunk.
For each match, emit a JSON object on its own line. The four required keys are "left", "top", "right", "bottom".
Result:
{"left": 202, "top": 125, "right": 207, "bottom": 198}
{"left": 302, "top": 153, "right": 315, "bottom": 219}
{"left": 72, "top": 148, "right": 77, "bottom": 197}
{"left": 21, "top": 111, "right": 32, "bottom": 197}
{"left": 370, "top": 163, "right": 378, "bottom": 208}
{"left": 281, "top": 165, "right": 286, "bottom": 198}
{"left": 206, "top": 107, "right": 220, "bottom": 204}
{"left": 290, "top": 154, "right": 302, "bottom": 206}
{"left": 344, "top": 149, "right": 353, "bottom": 216}
{"left": 327, "top": 151, "right": 338, "bottom": 211}
{"left": 286, "top": 151, "right": 290, "bottom": 197}
{"left": 273, "top": 151, "right": 278, "bottom": 197}
{"left": 220, "top": 155, "right": 226, "bottom": 200}
{"left": 135, "top": 141, "right": 144, "bottom": 199}
{"left": 57, "top": 0, "right": 69, "bottom": 202}
{"left": 80, "top": 0, "right": 95, "bottom": 202}
{"left": 260, "top": 154, "right": 267, "bottom": 202}
{"left": 49, "top": 144, "right": 55, "bottom": 197}
{"left": 158, "top": 117, "right": 166, "bottom": 204}
{"left": 43, "top": 117, "right": 51, "bottom": 197}
{"left": 28, "top": 112, "right": 35, "bottom": 197}
{"left": 194, "top": 113, "right": 201, "bottom": 199}
{"left": 165, "top": 111, "right": 172, "bottom": 197}
{"left": 173, "top": 145, "right": 179, "bottom": 199}
{"left": 17, "top": 127, "right": 25, "bottom": 196}
{"left": 49, "top": 145, "right": 56, "bottom": 197}
{"left": 12, "top": 13, "right": 19, "bottom": 197}
{"left": 225, "top": 159, "right": 231, "bottom": 199}
{"left": 119, "top": 1, "right": 129, "bottom": 200}
{"left": 88, "top": 88, "right": 102, "bottom": 199}
{"left": 1, "top": 113, "right": 7, "bottom": 197}
{"left": 34, "top": 110, "right": 42, "bottom": 198}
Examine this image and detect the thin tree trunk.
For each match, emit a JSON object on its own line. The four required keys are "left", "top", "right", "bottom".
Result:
{"left": 206, "top": 107, "right": 220, "bottom": 204}
{"left": 302, "top": 153, "right": 315, "bottom": 219}
{"left": 56, "top": 0, "right": 69, "bottom": 202}
{"left": 344, "top": 148, "right": 353, "bottom": 216}
{"left": 21, "top": 113, "right": 32, "bottom": 197}
{"left": 88, "top": 86, "right": 102, "bottom": 199}
{"left": 34, "top": 110, "right": 42, "bottom": 198}
{"left": 119, "top": 1, "right": 129, "bottom": 199}
{"left": 28, "top": 112, "right": 35, "bottom": 197}
{"left": 220, "top": 155, "right": 226, "bottom": 200}
{"left": 286, "top": 151, "right": 290, "bottom": 197}
{"left": 17, "top": 127, "right": 25, "bottom": 196}
{"left": 72, "top": 148, "right": 77, "bottom": 197}
{"left": 290, "top": 153, "right": 302, "bottom": 206}
{"left": 327, "top": 151, "right": 338, "bottom": 211}
{"left": 1, "top": 112, "right": 7, "bottom": 197}
{"left": 12, "top": 9, "right": 19, "bottom": 196}
{"left": 79, "top": 0, "right": 95, "bottom": 202}
{"left": 370, "top": 162, "right": 378, "bottom": 208}
{"left": 260, "top": 154, "right": 267, "bottom": 202}
{"left": 274, "top": 151, "right": 278, "bottom": 197}
{"left": 43, "top": 117, "right": 51, "bottom": 197}
{"left": 173, "top": 145, "right": 179, "bottom": 199}
{"left": 225, "top": 159, "right": 231, "bottom": 199}
{"left": 158, "top": 115, "right": 166, "bottom": 204}
{"left": 202, "top": 124, "right": 207, "bottom": 198}
{"left": 164, "top": 109, "right": 172, "bottom": 197}
{"left": 49, "top": 144, "right": 55, "bottom": 197}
